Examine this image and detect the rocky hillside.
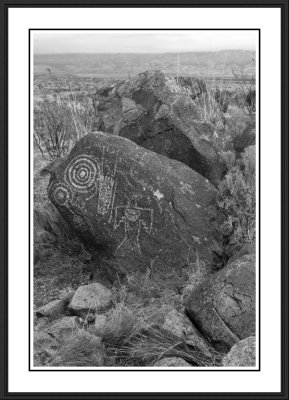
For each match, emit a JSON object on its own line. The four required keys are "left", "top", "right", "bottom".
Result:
{"left": 34, "top": 69, "right": 256, "bottom": 368}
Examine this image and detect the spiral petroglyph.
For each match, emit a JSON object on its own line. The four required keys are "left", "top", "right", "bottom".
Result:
{"left": 64, "top": 155, "right": 98, "bottom": 192}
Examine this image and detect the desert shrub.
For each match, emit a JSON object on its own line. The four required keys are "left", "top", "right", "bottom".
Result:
{"left": 217, "top": 146, "right": 256, "bottom": 260}
{"left": 34, "top": 78, "right": 95, "bottom": 160}
{"left": 34, "top": 200, "right": 89, "bottom": 259}
{"left": 232, "top": 64, "right": 256, "bottom": 118}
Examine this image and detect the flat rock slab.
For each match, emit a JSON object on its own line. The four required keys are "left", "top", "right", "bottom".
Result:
{"left": 222, "top": 336, "right": 256, "bottom": 367}
{"left": 48, "top": 132, "right": 223, "bottom": 287}
{"left": 68, "top": 283, "right": 112, "bottom": 316}
{"left": 93, "top": 70, "right": 227, "bottom": 186}
{"left": 185, "top": 253, "right": 256, "bottom": 353}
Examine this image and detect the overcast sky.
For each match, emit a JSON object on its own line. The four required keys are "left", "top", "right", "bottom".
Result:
{"left": 33, "top": 30, "right": 257, "bottom": 54}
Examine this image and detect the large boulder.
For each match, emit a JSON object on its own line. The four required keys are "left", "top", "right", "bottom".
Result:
{"left": 93, "top": 70, "right": 226, "bottom": 186}
{"left": 222, "top": 336, "right": 256, "bottom": 367}
{"left": 185, "top": 253, "right": 255, "bottom": 353}
{"left": 48, "top": 131, "right": 223, "bottom": 288}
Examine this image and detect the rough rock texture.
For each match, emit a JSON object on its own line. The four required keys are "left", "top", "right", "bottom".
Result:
{"left": 153, "top": 357, "right": 191, "bottom": 367}
{"left": 68, "top": 283, "right": 112, "bottom": 316}
{"left": 50, "top": 331, "right": 104, "bottom": 367}
{"left": 162, "top": 309, "right": 212, "bottom": 356}
{"left": 185, "top": 253, "right": 255, "bottom": 353}
{"left": 222, "top": 336, "right": 256, "bottom": 367}
{"left": 48, "top": 131, "right": 223, "bottom": 287}
{"left": 93, "top": 70, "right": 227, "bottom": 186}
{"left": 43, "top": 316, "right": 79, "bottom": 341}
{"left": 36, "top": 299, "right": 67, "bottom": 319}
{"left": 33, "top": 331, "right": 59, "bottom": 366}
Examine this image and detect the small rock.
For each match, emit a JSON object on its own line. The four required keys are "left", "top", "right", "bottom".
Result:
{"left": 153, "top": 357, "right": 191, "bottom": 367}
{"left": 222, "top": 336, "right": 256, "bottom": 367}
{"left": 68, "top": 283, "right": 112, "bottom": 316}
{"left": 36, "top": 299, "right": 67, "bottom": 319}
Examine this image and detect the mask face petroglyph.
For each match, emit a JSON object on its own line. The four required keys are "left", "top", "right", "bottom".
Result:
{"left": 125, "top": 207, "right": 141, "bottom": 222}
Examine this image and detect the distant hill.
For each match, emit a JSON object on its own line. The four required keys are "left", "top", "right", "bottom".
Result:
{"left": 34, "top": 50, "right": 255, "bottom": 79}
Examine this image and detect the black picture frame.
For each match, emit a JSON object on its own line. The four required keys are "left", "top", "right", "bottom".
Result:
{"left": 0, "top": 1, "right": 288, "bottom": 399}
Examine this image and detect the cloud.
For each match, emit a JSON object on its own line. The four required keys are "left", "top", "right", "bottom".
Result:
{"left": 33, "top": 30, "right": 257, "bottom": 54}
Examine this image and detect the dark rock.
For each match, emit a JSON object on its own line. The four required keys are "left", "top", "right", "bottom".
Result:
{"left": 93, "top": 70, "right": 227, "bottom": 186}
{"left": 185, "top": 253, "right": 255, "bottom": 352}
{"left": 48, "top": 131, "right": 223, "bottom": 287}
{"left": 68, "top": 283, "right": 112, "bottom": 316}
{"left": 222, "top": 336, "right": 256, "bottom": 367}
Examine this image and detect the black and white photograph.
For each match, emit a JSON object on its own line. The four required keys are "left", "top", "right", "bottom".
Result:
{"left": 1, "top": 2, "right": 288, "bottom": 397}
{"left": 32, "top": 30, "right": 258, "bottom": 370}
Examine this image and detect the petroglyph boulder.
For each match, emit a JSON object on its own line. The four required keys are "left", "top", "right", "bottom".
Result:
{"left": 93, "top": 70, "right": 226, "bottom": 186}
{"left": 48, "top": 131, "right": 223, "bottom": 287}
{"left": 185, "top": 253, "right": 256, "bottom": 353}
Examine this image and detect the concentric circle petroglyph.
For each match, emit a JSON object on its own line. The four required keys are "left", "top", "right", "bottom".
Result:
{"left": 65, "top": 155, "right": 98, "bottom": 192}
{"left": 52, "top": 184, "right": 72, "bottom": 206}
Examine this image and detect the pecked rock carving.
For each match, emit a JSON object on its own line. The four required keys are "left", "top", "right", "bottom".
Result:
{"left": 48, "top": 131, "right": 223, "bottom": 287}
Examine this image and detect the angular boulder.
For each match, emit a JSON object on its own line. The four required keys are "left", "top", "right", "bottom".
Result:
{"left": 93, "top": 70, "right": 226, "bottom": 186}
{"left": 222, "top": 336, "right": 256, "bottom": 367}
{"left": 185, "top": 253, "right": 256, "bottom": 352}
{"left": 48, "top": 132, "right": 223, "bottom": 287}
{"left": 68, "top": 283, "right": 112, "bottom": 316}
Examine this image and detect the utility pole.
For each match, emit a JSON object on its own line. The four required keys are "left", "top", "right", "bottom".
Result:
{"left": 177, "top": 54, "right": 180, "bottom": 84}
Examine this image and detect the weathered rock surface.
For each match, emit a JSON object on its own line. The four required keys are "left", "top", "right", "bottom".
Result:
{"left": 162, "top": 309, "right": 212, "bottom": 355}
{"left": 153, "top": 357, "right": 191, "bottom": 367}
{"left": 48, "top": 131, "right": 223, "bottom": 287}
{"left": 33, "top": 331, "right": 59, "bottom": 366}
{"left": 44, "top": 316, "right": 79, "bottom": 341}
{"left": 185, "top": 253, "right": 255, "bottom": 353}
{"left": 93, "top": 70, "right": 226, "bottom": 185}
{"left": 68, "top": 283, "right": 112, "bottom": 316}
{"left": 222, "top": 336, "right": 256, "bottom": 367}
{"left": 36, "top": 299, "right": 67, "bottom": 319}
{"left": 50, "top": 331, "right": 104, "bottom": 367}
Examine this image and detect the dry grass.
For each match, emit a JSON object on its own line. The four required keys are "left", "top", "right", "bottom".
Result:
{"left": 110, "top": 325, "right": 222, "bottom": 367}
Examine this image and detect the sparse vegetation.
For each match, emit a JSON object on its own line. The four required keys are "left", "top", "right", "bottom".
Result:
{"left": 33, "top": 61, "right": 256, "bottom": 368}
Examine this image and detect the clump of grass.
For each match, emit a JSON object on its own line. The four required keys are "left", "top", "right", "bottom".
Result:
{"left": 112, "top": 325, "right": 222, "bottom": 367}
{"left": 217, "top": 146, "right": 256, "bottom": 261}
